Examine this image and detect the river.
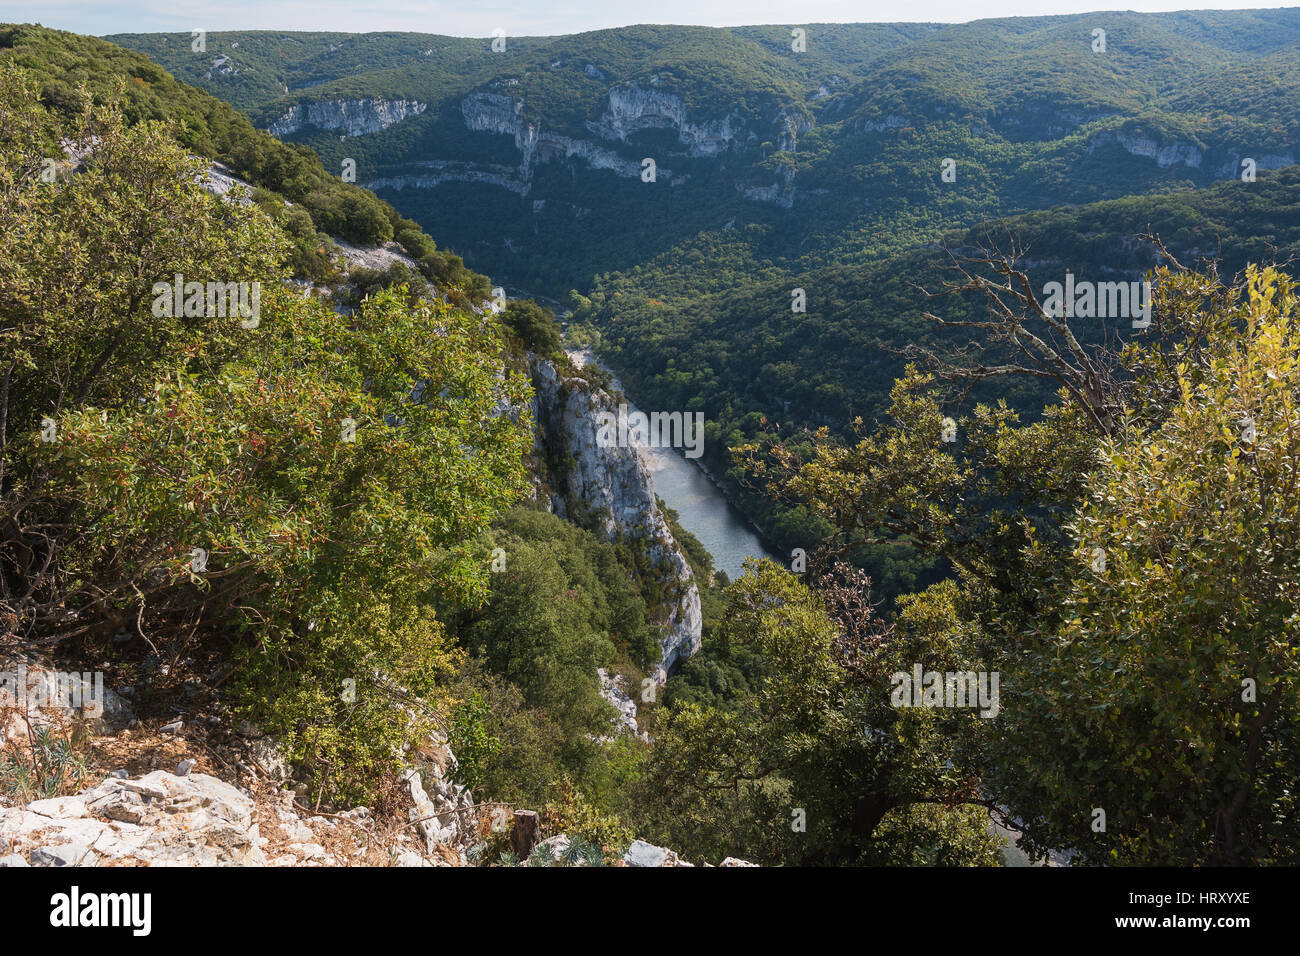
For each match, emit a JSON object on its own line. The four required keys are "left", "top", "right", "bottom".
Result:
{"left": 567, "top": 349, "right": 781, "bottom": 580}
{"left": 567, "top": 351, "right": 1040, "bottom": 867}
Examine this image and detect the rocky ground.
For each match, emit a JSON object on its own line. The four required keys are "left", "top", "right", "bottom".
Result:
{"left": 1, "top": 657, "right": 752, "bottom": 868}
{"left": 0, "top": 763, "right": 475, "bottom": 868}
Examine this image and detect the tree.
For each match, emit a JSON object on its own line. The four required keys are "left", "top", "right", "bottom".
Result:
{"left": 755, "top": 241, "right": 1300, "bottom": 864}
{"left": 637, "top": 560, "right": 1002, "bottom": 865}
{"left": 0, "top": 71, "right": 534, "bottom": 802}
{"left": 1000, "top": 266, "right": 1300, "bottom": 865}
{"left": 502, "top": 300, "right": 563, "bottom": 357}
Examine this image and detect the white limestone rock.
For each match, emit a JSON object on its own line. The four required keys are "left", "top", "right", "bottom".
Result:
{"left": 1, "top": 770, "right": 267, "bottom": 867}
{"left": 532, "top": 357, "right": 702, "bottom": 679}
{"left": 623, "top": 839, "right": 692, "bottom": 867}
{"left": 597, "top": 668, "right": 642, "bottom": 738}
{"left": 269, "top": 98, "right": 427, "bottom": 138}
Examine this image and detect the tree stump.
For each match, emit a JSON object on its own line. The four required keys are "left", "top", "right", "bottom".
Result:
{"left": 511, "top": 809, "right": 540, "bottom": 860}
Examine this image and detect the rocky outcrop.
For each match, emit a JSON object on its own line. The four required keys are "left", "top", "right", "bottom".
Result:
{"left": 0, "top": 653, "right": 740, "bottom": 868}
{"left": 1086, "top": 128, "right": 1296, "bottom": 178}
{"left": 1, "top": 657, "right": 135, "bottom": 743}
{"left": 586, "top": 82, "right": 744, "bottom": 157}
{"left": 402, "top": 751, "right": 475, "bottom": 857}
{"left": 366, "top": 159, "right": 532, "bottom": 196}
{"left": 620, "top": 838, "right": 755, "bottom": 867}
{"left": 460, "top": 92, "right": 671, "bottom": 188}
{"left": 0, "top": 764, "right": 474, "bottom": 867}
{"left": 1087, "top": 129, "right": 1203, "bottom": 169}
{"left": 0, "top": 658, "right": 477, "bottom": 867}
{"left": 740, "top": 163, "right": 798, "bottom": 209}
{"left": 596, "top": 668, "right": 642, "bottom": 738}
{"left": 206, "top": 55, "right": 237, "bottom": 79}
{"left": 0, "top": 770, "right": 267, "bottom": 866}
{"left": 331, "top": 238, "right": 420, "bottom": 272}
{"left": 269, "top": 98, "right": 427, "bottom": 138}
{"left": 530, "top": 358, "right": 702, "bottom": 679}
{"left": 624, "top": 838, "right": 692, "bottom": 867}
{"left": 0, "top": 708, "right": 481, "bottom": 870}
{"left": 201, "top": 161, "right": 254, "bottom": 204}
{"left": 362, "top": 86, "right": 801, "bottom": 205}
{"left": 1213, "top": 152, "right": 1297, "bottom": 177}
{"left": 0, "top": 760, "right": 753, "bottom": 867}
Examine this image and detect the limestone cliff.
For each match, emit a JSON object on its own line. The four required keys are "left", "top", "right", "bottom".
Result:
{"left": 269, "top": 98, "right": 427, "bottom": 137}
{"left": 529, "top": 357, "right": 702, "bottom": 680}
{"left": 460, "top": 91, "right": 675, "bottom": 188}
{"left": 584, "top": 82, "right": 747, "bottom": 157}
{"left": 361, "top": 86, "right": 800, "bottom": 204}
{"left": 1086, "top": 128, "right": 1205, "bottom": 169}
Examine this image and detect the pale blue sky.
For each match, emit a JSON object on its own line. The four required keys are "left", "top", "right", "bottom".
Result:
{"left": 6, "top": 1, "right": 1296, "bottom": 38}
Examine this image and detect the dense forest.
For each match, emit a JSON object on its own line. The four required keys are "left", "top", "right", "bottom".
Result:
{"left": 0, "top": 28, "right": 664, "bottom": 849}
{"left": 117, "top": 13, "right": 1300, "bottom": 570}
{"left": 2, "top": 16, "right": 1298, "bottom": 869}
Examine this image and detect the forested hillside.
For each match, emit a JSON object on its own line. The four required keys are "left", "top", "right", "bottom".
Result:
{"left": 577, "top": 166, "right": 1300, "bottom": 570}
{"left": 0, "top": 23, "right": 488, "bottom": 296}
{"left": 115, "top": 12, "right": 1300, "bottom": 292}
{"left": 113, "top": 13, "right": 1300, "bottom": 567}
{"left": 0, "top": 26, "right": 707, "bottom": 859}
{"left": 3, "top": 13, "right": 1298, "bottom": 870}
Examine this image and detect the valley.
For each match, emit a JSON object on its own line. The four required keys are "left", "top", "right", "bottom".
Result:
{"left": 2, "top": 8, "right": 1298, "bottom": 872}
{"left": 112, "top": 12, "right": 1300, "bottom": 574}
{"left": 568, "top": 347, "right": 780, "bottom": 580}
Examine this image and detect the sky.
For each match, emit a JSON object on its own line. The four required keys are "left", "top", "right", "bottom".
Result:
{"left": 4, "top": 0, "right": 1295, "bottom": 37}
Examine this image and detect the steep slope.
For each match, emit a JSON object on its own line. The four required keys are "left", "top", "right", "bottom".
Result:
{"left": 0, "top": 28, "right": 703, "bottom": 676}
{"left": 112, "top": 13, "right": 1300, "bottom": 294}
{"left": 0, "top": 25, "right": 712, "bottom": 854}
{"left": 531, "top": 357, "right": 702, "bottom": 680}
{"left": 100, "top": 13, "right": 1300, "bottom": 577}
{"left": 575, "top": 163, "right": 1300, "bottom": 561}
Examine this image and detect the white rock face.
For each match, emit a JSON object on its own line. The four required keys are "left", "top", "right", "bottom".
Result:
{"left": 403, "top": 764, "right": 473, "bottom": 854}
{"left": 0, "top": 755, "right": 475, "bottom": 867}
{"left": 597, "top": 668, "right": 641, "bottom": 737}
{"left": 1214, "top": 152, "right": 1297, "bottom": 177}
{"left": 269, "top": 98, "right": 427, "bottom": 137}
{"left": 368, "top": 86, "right": 801, "bottom": 206}
{"left": 740, "top": 164, "right": 798, "bottom": 209}
{"left": 461, "top": 91, "right": 523, "bottom": 137}
{"left": 201, "top": 161, "right": 253, "bottom": 202}
{"left": 208, "top": 55, "right": 236, "bottom": 78}
{"left": 0, "top": 658, "right": 135, "bottom": 744}
{"left": 531, "top": 359, "right": 703, "bottom": 679}
{"left": 1087, "top": 130, "right": 1203, "bottom": 169}
{"left": 331, "top": 238, "right": 421, "bottom": 273}
{"left": 0, "top": 771, "right": 266, "bottom": 866}
{"left": 624, "top": 839, "right": 691, "bottom": 867}
{"left": 622, "top": 838, "right": 757, "bottom": 867}
{"left": 586, "top": 82, "right": 743, "bottom": 157}
{"left": 460, "top": 92, "right": 669, "bottom": 189}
